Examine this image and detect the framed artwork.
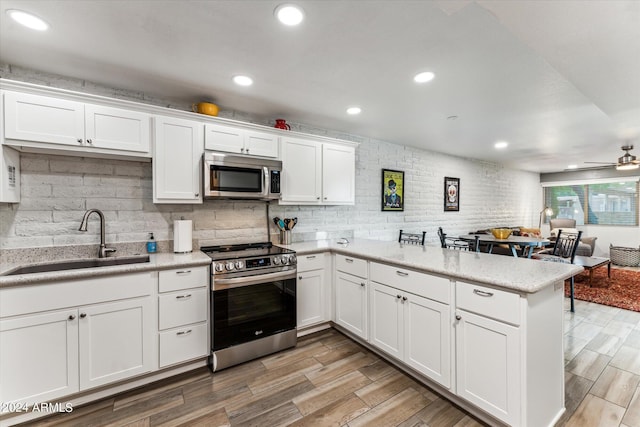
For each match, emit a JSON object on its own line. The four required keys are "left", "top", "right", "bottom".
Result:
{"left": 382, "top": 169, "right": 404, "bottom": 211}
{"left": 444, "top": 177, "right": 460, "bottom": 211}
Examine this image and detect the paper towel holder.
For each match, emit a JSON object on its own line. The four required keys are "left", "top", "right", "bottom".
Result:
{"left": 173, "top": 218, "right": 193, "bottom": 253}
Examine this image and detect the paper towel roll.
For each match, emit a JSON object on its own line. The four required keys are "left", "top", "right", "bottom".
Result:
{"left": 173, "top": 220, "right": 193, "bottom": 253}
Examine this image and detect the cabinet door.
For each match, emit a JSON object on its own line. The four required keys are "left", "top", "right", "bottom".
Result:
{"left": 3, "top": 91, "right": 84, "bottom": 146}
{"left": 456, "top": 310, "right": 520, "bottom": 426}
{"left": 404, "top": 294, "right": 450, "bottom": 388}
{"left": 322, "top": 143, "right": 355, "bottom": 204}
{"left": 153, "top": 116, "right": 204, "bottom": 203}
{"left": 297, "top": 269, "right": 325, "bottom": 328}
{"left": 335, "top": 272, "right": 367, "bottom": 339}
{"left": 245, "top": 130, "right": 278, "bottom": 158}
{"left": 84, "top": 104, "right": 150, "bottom": 153}
{"left": 280, "top": 137, "right": 322, "bottom": 203}
{"left": 204, "top": 123, "right": 244, "bottom": 154}
{"left": 369, "top": 282, "right": 403, "bottom": 359}
{"left": 79, "top": 297, "right": 153, "bottom": 390}
{"left": 0, "top": 309, "right": 79, "bottom": 405}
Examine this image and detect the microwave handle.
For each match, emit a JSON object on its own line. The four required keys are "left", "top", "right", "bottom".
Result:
{"left": 263, "top": 167, "right": 269, "bottom": 198}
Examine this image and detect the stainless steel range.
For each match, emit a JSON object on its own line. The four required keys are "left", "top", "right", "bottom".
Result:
{"left": 201, "top": 242, "right": 297, "bottom": 371}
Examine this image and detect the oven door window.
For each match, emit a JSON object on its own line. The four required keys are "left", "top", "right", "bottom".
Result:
{"left": 210, "top": 165, "right": 263, "bottom": 193}
{"left": 213, "top": 278, "right": 296, "bottom": 351}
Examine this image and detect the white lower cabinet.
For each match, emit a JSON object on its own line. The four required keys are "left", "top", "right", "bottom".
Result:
{"left": 0, "top": 309, "right": 79, "bottom": 405}
{"left": 157, "top": 267, "right": 209, "bottom": 368}
{"left": 0, "top": 272, "right": 155, "bottom": 407}
{"left": 455, "top": 309, "right": 520, "bottom": 426}
{"left": 79, "top": 297, "right": 154, "bottom": 390}
{"left": 369, "top": 266, "right": 451, "bottom": 389}
{"left": 297, "top": 253, "right": 329, "bottom": 328}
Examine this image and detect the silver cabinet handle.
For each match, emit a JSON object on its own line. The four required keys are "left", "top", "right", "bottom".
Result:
{"left": 456, "top": 315, "right": 462, "bottom": 320}
{"left": 77, "top": 138, "right": 82, "bottom": 144}
{"left": 316, "top": 197, "right": 320, "bottom": 200}
{"left": 473, "top": 289, "right": 494, "bottom": 297}
{"left": 324, "top": 197, "right": 327, "bottom": 200}
{"left": 299, "top": 276, "right": 303, "bottom": 280}
{"left": 246, "top": 148, "right": 250, "bottom": 154}
{"left": 396, "top": 295, "right": 401, "bottom": 299}
{"left": 306, "top": 255, "right": 316, "bottom": 259}
{"left": 402, "top": 296, "right": 408, "bottom": 301}
{"left": 176, "top": 329, "right": 192, "bottom": 335}
{"left": 396, "top": 270, "right": 409, "bottom": 277}
{"left": 80, "top": 313, "right": 87, "bottom": 318}
{"left": 360, "top": 282, "right": 365, "bottom": 287}
{"left": 86, "top": 139, "right": 93, "bottom": 144}
{"left": 345, "top": 258, "right": 354, "bottom": 263}
{"left": 68, "top": 314, "right": 76, "bottom": 321}
{"left": 176, "top": 294, "right": 192, "bottom": 299}
{"left": 240, "top": 148, "right": 245, "bottom": 152}
{"left": 195, "top": 193, "right": 199, "bottom": 197}
{"left": 176, "top": 270, "right": 192, "bottom": 275}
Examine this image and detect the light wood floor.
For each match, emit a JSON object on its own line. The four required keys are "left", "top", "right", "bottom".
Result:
{"left": 19, "top": 296, "right": 640, "bottom": 427}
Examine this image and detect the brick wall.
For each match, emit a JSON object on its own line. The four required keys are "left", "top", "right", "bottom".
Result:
{"left": 0, "top": 64, "right": 542, "bottom": 249}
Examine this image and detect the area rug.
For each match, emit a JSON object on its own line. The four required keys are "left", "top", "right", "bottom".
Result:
{"left": 564, "top": 267, "right": 640, "bottom": 312}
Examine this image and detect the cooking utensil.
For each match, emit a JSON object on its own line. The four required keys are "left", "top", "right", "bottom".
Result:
{"left": 291, "top": 218, "right": 297, "bottom": 229}
{"left": 284, "top": 218, "right": 292, "bottom": 230}
{"left": 278, "top": 219, "right": 286, "bottom": 230}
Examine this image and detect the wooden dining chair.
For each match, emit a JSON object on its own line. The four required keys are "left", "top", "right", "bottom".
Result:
{"left": 532, "top": 229, "right": 583, "bottom": 312}
{"left": 399, "top": 230, "right": 426, "bottom": 245}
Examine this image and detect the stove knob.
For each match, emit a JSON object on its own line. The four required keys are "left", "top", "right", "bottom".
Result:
{"left": 225, "top": 262, "right": 235, "bottom": 271}
{"left": 214, "top": 263, "right": 224, "bottom": 273}
{"left": 289, "top": 254, "right": 297, "bottom": 265}
{"left": 235, "top": 260, "right": 244, "bottom": 270}
{"left": 273, "top": 256, "right": 282, "bottom": 265}
{"left": 282, "top": 255, "right": 290, "bottom": 265}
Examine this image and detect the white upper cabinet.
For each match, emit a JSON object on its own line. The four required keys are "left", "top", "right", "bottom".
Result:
{"left": 3, "top": 91, "right": 151, "bottom": 157}
{"left": 153, "top": 116, "right": 204, "bottom": 203}
{"left": 281, "top": 137, "right": 322, "bottom": 203}
{"left": 322, "top": 143, "right": 355, "bottom": 204}
{"left": 280, "top": 137, "right": 356, "bottom": 205}
{"left": 204, "top": 123, "right": 278, "bottom": 158}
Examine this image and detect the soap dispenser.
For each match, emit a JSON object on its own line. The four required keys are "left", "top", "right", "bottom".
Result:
{"left": 146, "top": 233, "right": 157, "bottom": 253}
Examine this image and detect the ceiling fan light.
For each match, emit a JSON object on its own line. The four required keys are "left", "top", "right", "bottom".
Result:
{"left": 616, "top": 163, "right": 639, "bottom": 171}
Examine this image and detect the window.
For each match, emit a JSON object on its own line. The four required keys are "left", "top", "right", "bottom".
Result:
{"left": 543, "top": 181, "right": 639, "bottom": 226}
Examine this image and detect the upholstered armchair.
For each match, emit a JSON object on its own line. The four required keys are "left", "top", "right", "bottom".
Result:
{"left": 548, "top": 218, "right": 597, "bottom": 257}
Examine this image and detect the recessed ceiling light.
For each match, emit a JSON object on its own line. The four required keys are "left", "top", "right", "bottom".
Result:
{"left": 346, "top": 107, "right": 361, "bottom": 115}
{"left": 274, "top": 4, "right": 304, "bottom": 26}
{"left": 6, "top": 9, "right": 49, "bottom": 31}
{"left": 414, "top": 71, "right": 435, "bottom": 83}
{"left": 233, "top": 75, "right": 253, "bottom": 86}
{"left": 494, "top": 141, "right": 508, "bottom": 149}
{"left": 567, "top": 164, "right": 578, "bottom": 169}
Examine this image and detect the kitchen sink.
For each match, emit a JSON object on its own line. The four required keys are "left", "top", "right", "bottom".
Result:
{"left": 2, "top": 255, "right": 150, "bottom": 276}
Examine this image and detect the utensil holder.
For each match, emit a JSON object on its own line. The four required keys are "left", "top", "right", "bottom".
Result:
{"left": 280, "top": 230, "right": 291, "bottom": 245}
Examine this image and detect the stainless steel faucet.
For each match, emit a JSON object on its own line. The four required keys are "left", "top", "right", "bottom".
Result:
{"left": 78, "top": 209, "right": 117, "bottom": 258}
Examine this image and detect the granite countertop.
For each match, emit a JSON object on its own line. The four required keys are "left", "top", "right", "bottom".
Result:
{"left": 0, "top": 251, "right": 212, "bottom": 288}
{"left": 284, "top": 239, "right": 583, "bottom": 294}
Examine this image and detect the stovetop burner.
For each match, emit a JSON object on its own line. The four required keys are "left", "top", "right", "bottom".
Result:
{"left": 200, "top": 242, "right": 295, "bottom": 263}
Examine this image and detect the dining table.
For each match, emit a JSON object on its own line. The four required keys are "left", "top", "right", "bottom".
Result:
{"left": 457, "top": 234, "right": 551, "bottom": 258}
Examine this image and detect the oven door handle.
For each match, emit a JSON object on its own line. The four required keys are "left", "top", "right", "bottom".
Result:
{"left": 213, "top": 270, "right": 297, "bottom": 290}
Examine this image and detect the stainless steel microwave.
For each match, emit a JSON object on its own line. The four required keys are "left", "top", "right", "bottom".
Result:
{"left": 203, "top": 152, "right": 282, "bottom": 200}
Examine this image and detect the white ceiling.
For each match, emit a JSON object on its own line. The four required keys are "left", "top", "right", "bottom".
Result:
{"left": 1, "top": 0, "right": 639, "bottom": 173}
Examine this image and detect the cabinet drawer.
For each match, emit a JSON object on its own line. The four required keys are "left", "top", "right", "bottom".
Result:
{"left": 370, "top": 262, "right": 450, "bottom": 304}
{"left": 297, "top": 253, "right": 325, "bottom": 272}
{"left": 158, "top": 266, "right": 208, "bottom": 293}
{"left": 456, "top": 281, "right": 520, "bottom": 325}
{"left": 158, "top": 288, "right": 208, "bottom": 330}
{"left": 335, "top": 254, "right": 367, "bottom": 278}
{"left": 159, "top": 322, "right": 208, "bottom": 367}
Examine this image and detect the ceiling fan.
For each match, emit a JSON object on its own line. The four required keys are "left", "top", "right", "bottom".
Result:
{"left": 584, "top": 145, "right": 640, "bottom": 171}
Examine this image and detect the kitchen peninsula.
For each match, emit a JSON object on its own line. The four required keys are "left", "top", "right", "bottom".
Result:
{"left": 290, "top": 239, "right": 582, "bottom": 427}
{"left": 1, "top": 239, "right": 581, "bottom": 427}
